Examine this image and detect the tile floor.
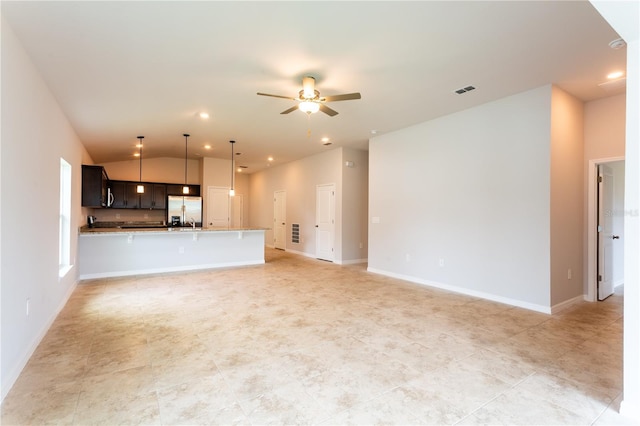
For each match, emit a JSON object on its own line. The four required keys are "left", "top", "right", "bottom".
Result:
{"left": 1, "top": 248, "right": 636, "bottom": 425}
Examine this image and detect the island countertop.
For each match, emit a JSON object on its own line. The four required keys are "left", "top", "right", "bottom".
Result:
{"left": 78, "top": 226, "right": 267, "bottom": 279}
{"left": 79, "top": 225, "right": 269, "bottom": 235}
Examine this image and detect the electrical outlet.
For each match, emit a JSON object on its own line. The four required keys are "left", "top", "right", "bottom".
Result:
{"left": 144, "top": 214, "right": 149, "bottom": 219}
{"left": 406, "top": 253, "right": 411, "bottom": 262}
{"left": 115, "top": 213, "right": 121, "bottom": 219}
{"left": 26, "top": 298, "right": 30, "bottom": 316}
{"left": 568, "top": 269, "right": 572, "bottom": 279}
{"left": 178, "top": 246, "right": 185, "bottom": 254}
{"left": 439, "top": 258, "right": 445, "bottom": 267}
{"left": 359, "top": 242, "right": 363, "bottom": 249}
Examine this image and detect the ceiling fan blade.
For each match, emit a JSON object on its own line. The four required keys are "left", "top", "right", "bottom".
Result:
{"left": 319, "top": 104, "right": 339, "bottom": 117}
{"left": 321, "top": 92, "right": 361, "bottom": 102}
{"left": 257, "top": 92, "right": 297, "bottom": 100}
{"left": 280, "top": 105, "right": 299, "bottom": 114}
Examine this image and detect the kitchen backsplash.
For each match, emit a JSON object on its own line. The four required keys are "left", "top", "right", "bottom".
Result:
{"left": 91, "top": 209, "right": 166, "bottom": 223}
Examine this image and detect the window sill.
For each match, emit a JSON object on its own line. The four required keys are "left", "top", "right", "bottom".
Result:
{"left": 59, "top": 264, "right": 73, "bottom": 279}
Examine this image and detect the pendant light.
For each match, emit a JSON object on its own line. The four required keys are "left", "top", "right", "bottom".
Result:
{"left": 136, "top": 136, "right": 144, "bottom": 194}
{"left": 182, "top": 134, "right": 190, "bottom": 194}
{"left": 229, "top": 140, "right": 235, "bottom": 197}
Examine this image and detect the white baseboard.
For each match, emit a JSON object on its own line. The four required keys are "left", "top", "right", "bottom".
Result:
{"left": 1, "top": 279, "right": 78, "bottom": 402}
{"left": 550, "top": 295, "right": 584, "bottom": 314}
{"left": 338, "top": 258, "right": 368, "bottom": 265}
{"left": 367, "top": 267, "right": 552, "bottom": 314}
{"left": 284, "top": 249, "right": 367, "bottom": 266}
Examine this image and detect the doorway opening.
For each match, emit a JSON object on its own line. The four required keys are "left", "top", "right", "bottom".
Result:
{"left": 587, "top": 157, "right": 625, "bottom": 302}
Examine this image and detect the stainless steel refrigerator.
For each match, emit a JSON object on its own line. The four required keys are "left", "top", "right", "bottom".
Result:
{"left": 167, "top": 196, "right": 203, "bottom": 227}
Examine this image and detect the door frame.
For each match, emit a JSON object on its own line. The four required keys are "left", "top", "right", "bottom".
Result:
{"left": 587, "top": 156, "right": 624, "bottom": 302}
{"left": 273, "top": 190, "right": 286, "bottom": 250}
{"left": 315, "top": 183, "right": 336, "bottom": 262}
{"left": 206, "top": 186, "right": 230, "bottom": 228}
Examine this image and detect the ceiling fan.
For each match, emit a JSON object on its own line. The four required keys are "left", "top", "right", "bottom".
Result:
{"left": 257, "top": 76, "right": 361, "bottom": 116}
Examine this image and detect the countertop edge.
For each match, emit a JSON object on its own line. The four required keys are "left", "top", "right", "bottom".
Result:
{"left": 79, "top": 227, "right": 269, "bottom": 235}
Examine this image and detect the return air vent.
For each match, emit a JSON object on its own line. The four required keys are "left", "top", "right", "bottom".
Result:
{"left": 454, "top": 85, "right": 476, "bottom": 94}
{"left": 292, "top": 224, "right": 300, "bottom": 244}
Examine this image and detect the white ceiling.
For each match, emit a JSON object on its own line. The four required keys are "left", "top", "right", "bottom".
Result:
{"left": 2, "top": 1, "right": 626, "bottom": 173}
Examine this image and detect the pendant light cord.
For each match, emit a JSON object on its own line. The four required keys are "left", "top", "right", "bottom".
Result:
{"left": 183, "top": 134, "right": 189, "bottom": 186}
{"left": 137, "top": 136, "right": 144, "bottom": 182}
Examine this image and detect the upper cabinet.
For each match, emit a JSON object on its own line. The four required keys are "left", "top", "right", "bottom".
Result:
{"left": 81, "top": 165, "right": 109, "bottom": 207}
{"left": 110, "top": 181, "right": 168, "bottom": 210}
{"left": 109, "top": 181, "right": 138, "bottom": 209}
{"left": 81, "top": 166, "right": 201, "bottom": 209}
{"left": 140, "top": 184, "right": 167, "bottom": 209}
{"left": 166, "top": 184, "right": 200, "bottom": 196}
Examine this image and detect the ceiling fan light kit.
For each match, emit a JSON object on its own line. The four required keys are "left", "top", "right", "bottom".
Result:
{"left": 299, "top": 101, "right": 320, "bottom": 114}
{"left": 257, "top": 75, "right": 361, "bottom": 117}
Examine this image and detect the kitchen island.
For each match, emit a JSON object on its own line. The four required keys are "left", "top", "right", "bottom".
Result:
{"left": 78, "top": 226, "right": 267, "bottom": 279}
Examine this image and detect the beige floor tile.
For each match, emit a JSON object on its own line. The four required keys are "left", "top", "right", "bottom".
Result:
{"left": 1, "top": 381, "right": 81, "bottom": 425}
{"left": 74, "top": 390, "right": 161, "bottom": 425}
{"left": 156, "top": 373, "right": 241, "bottom": 424}
{"left": 1, "top": 248, "right": 628, "bottom": 425}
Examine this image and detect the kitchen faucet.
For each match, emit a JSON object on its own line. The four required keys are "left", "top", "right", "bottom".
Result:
{"left": 189, "top": 217, "right": 196, "bottom": 229}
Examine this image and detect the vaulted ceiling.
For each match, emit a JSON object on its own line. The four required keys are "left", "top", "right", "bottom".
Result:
{"left": 2, "top": 1, "right": 626, "bottom": 172}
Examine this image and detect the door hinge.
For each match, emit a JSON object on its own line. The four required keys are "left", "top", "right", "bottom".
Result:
{"left": 598, "top": 275, "right": 602, "bottom": 282}
{"left": 598, "top": 176, "right": 603, "bottom": 183}
{"left": 597, "top": 225, "right": 602, "bottom": 232}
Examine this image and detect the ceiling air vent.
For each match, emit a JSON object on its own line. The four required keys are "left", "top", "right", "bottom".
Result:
{"left": 454, "top": 85, "right": 476, "bottom": 94}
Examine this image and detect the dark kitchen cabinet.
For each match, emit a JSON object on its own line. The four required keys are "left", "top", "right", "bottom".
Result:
{"left": 110, "top": 181, "right": 166, "bottom": 209}
{"left": 109, "top": 181, "right": 140, "bottom": 209}
{"left": 140, "top": 184, "right": 166, "bottom": 209}
{"left": 81, "top": 165, "right": 109, "bottom": 207}
{"left": 166, "top": 184, "right": 200, "bottom": 196}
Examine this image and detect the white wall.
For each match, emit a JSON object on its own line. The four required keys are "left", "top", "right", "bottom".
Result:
{"left": 584, "top": 93, "right": 626, "bottom": 160}
{"left": 249, "top": 148, "right": 342, "bottom": 256}
{"left": 369, "top": 86, "right": 553, "bottom": 311}
{"left": 611, "top": 160, "right": 625, "bottom": 287}
{"left": 102, "top": 157, "right": 201, "bottom": 184}
{"left": 549, "top": 86, "right": 584, "bottom": 306}
{"left": 341, "top": 148, "right": 369, "bottom": 263}
{"left": 248, "top": 147, "right": 368, "bottom": 263}
{"left": 1, "top": 18, "right": 90, "bottom": 400}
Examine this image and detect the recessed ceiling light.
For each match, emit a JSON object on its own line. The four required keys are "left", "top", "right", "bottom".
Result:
{"left": 133, "top": 153, "right": 140, "bottom": 157}
{"left": 609, "top": 38, "right": 626, "bottom": 50}
{"left": 607, "top": 71, "right": 624, "bottom": 79}
{"left": 321, "top": 137, "right": 330, "bottom": 143}
{"left": 204, "top": 144, "right": 211, "bottom": 150}
{"left": 136, "top": 143, "right": 143, "bottom": 148}
{"left": 268, "top": 156, "right": 274, "bottom": 162}
{"left": 370, "top": 130, "right": 377, "bottom": 135}
{"left": 199, "top": 112, "right": 209, "bottom": 119}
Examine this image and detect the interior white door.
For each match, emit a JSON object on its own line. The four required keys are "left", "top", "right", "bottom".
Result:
{"left": 597, "top": 164, "right": 615, "bottom": 301}
{"left": 207, "top": 186, "right": 230, "bottom": 228}
{"left": 273, "top": 190, "right": 286, "bottom": 250}
{"left": 316, "top": 183, "right": 335, "bottom": 261}
{"left": 231, "top": 195, "right": 243, "bottom": 228}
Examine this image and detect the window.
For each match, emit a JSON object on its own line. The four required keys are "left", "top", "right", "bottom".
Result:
{"left": 59, "top": 158, "right": 72, "bottom": 277}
